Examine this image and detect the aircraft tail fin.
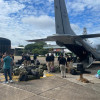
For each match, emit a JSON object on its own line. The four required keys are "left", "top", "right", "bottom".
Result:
{"left": 54, "top": 0, "right": 75, "bottom": 35}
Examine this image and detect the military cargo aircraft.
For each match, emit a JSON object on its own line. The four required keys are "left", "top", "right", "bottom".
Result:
{"left": 27, "top": 0, "right": 100, "bottom": 68}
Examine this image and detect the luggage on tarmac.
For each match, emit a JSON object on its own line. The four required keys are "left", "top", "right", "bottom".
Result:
{"left": 13, "top": 68, "right": 20, "bottom": 76}
{"left": 97, "top": 70, "right": 100, "bottom": 75}
{"left": 31, "top": 69, "right": 40, "bottom": 79}
{"left": 77, "top": 64, "right": 84, "bottom": 74}
{"left": 95, "top": 74, "right": 100, "bottom": 79}
{"left": 50, "top": 66, "right": 55, "bottom": 72}
{"left": 27, "top": 75, "right": 36, "bottom": 80}
{"left": 31, "top": 60, "right": 34, "bottom": 64}
{"left": 36, "top": 60, "right": 40, "bottom": 65}
{"left": 13, "top": 64, "right": 45, "bottom": 81}
{"left": 40, "top": 64, "right": 47, "bottom": 70}
{"left": 19, "top": 68, "right": 40, "bottom": 81}
{"left": 19, "top": 74, "right": 28, "bottom": 81}
{"left": 16, "top": 59, "right": 23, "bottom": 65}
{"left": 38, "top": 68, "right": 44, "bottom": 77}
{"left": 54, "top": 66, "right": 60, "bottom": 72}
{"left": 70, "top": 69, "right": 77, "bottom": 75}
{"left": 95, "top": 70, "right": 100, "bottom": 79}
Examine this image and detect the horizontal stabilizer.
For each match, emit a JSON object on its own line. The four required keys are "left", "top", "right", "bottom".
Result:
{"left": 79, "top": 33, "right": 100, "bottom": 39}
{"left": 26, "top": 36, "right": 56, "bottom": 42}
{"left": 27, "top": 38, "right": 47, "bottom": 42}
{"left": 27, "top": 34, "right": 78, "bottom": 44}
{"left": 27, "top": 33, "right": 100, "bottom": 43}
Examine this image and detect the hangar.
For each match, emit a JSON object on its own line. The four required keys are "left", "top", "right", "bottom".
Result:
{"left": 0, "top": 37, "right": 11, "bottom": 54}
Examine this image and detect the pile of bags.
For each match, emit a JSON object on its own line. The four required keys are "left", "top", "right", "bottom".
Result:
{"left": 13, "top": 64, "right": 47, "bottom": 81}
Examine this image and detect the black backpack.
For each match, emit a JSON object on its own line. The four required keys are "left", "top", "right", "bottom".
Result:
{"left": 70, "top": 69, "right": 77, "bottom": 75}
{"left": 19, "top": 74, "right": 28, "bottom": 81}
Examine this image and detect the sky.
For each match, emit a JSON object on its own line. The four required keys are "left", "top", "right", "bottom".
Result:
{"left": 0, "top": 0, "right": 100, "bottom": 47}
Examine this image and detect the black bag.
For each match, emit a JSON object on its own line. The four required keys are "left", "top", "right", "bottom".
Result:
{"left": 77, "top": 64, "right": 84, "bottom": 72}
{"left": 70, "top": 69, "right": 77, "bottom": 75}
{"left": 31, "top": 70, "right": 40, "bottom": 79}
{"left": 31, "top": 60, "right": 34, "bottom": 63}
{"left": 19, "top": 74, "right": 28, "bottom": 81}
{"left": 36, "top": 60, "right": 40, "bottom": 65}
{"left": 77, "top": 64, "right": 85, "bottom": 74}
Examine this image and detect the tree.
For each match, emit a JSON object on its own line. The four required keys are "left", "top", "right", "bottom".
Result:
{"left": 18, "top": 45, "right": 24, "bottom": 47}
{"left": 24, "top": 42, "right": 49, "bottom": 55}
{"left": 39, "top": 49, "right": 49, "bottom": 55}
{"left": 25, "top": 44, "right": 35, "bottom": 52}
{"left": 32, "top": 48, "right": 40, "bottom": 54}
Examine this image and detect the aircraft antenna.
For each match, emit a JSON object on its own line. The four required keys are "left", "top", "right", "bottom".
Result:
{"left": 83, "top": 27, "right": 87, "bottom": 35}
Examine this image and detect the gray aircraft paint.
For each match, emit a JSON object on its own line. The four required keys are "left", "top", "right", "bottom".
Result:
{"left": 54, "top": 0, "right": 100, "bottom": 59}
{"left": 27, "top": 0, "right": 100, "bottom": 65}
{"left": 54, "top": 0, "right": 75, "bottom": 35}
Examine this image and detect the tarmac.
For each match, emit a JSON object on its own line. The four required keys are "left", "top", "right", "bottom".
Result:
{"left": 0, "top": 56, "right": 100, "bottom": 100}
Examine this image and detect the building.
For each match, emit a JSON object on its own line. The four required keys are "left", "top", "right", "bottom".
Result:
{"left": 43, "top": 45, "right": 71, "bottom": 56}
{"left": 0, "top": 37, "right": 11, "bottom": 54}
{"left": 11, "top": 46, "right": 24, "bottom": 56}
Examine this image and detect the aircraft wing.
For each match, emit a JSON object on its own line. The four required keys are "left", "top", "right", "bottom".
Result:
{"left": 79, "top": 33, "right": 100, "bottom": 39}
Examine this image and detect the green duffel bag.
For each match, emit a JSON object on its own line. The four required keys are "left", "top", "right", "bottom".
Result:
{"left": 27, "top": 75, "right": 36, "bottom": 80}
{"left": 40, "top": 64, "right": 47, "bottom": 70}
{"left": 39, "top": 68, "right": 43, "bottom": 77}
{"left": 19, "top": 74, "right": 28, "bottom": 81}
{"left": 35, "top": 68, "right": 39, "bottom": 72}
{"left": 31, "top": 69, "right": 40, "bottom": 79}
{"left": 20, "top": 71, "right": 28, "bottom": 76}
{"left": 54, "top": 66, "right": 60, "bottom": 72}
{"left": 13, "top": 68, "right": 20, "bottom": 76}
{"left": 34, "top": 68, "right": 43, "bottom": 77}
{"left": 39, "top": 65, "right": 43, "bottom": 69}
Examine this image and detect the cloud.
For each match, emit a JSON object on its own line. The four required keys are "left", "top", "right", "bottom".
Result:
{"left": 71, "top": 24, "right": 82, "bottom": 35}
{"left": 0, "top": 0, "right": 100, "bottom": 47}
{"left": 68, "top": 2, "right": 86, "bottom": 13}
{"left": 0, "top": 0, "right": 25, "bottom": 16}
{"left": 66, "top": 0, "right": 100, "bottom": 14}
{"left": 22, "top": 15, "right": 55, "bottom": 31}
{"left": 48, "top": 0, "right": 54, "bottom": 2}
{"left": 66, "top": 0, "right": 100, "bottom": 37}
{"left": 0, "top": 0, "right": 56, "bottom": 47}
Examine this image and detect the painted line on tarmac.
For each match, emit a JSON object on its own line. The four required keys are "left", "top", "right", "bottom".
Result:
{"left": 0, "top": 82, "right": 56, "bottom": 100}
{"left": 0, "top": 82, "right": 35, "bottom": 95}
